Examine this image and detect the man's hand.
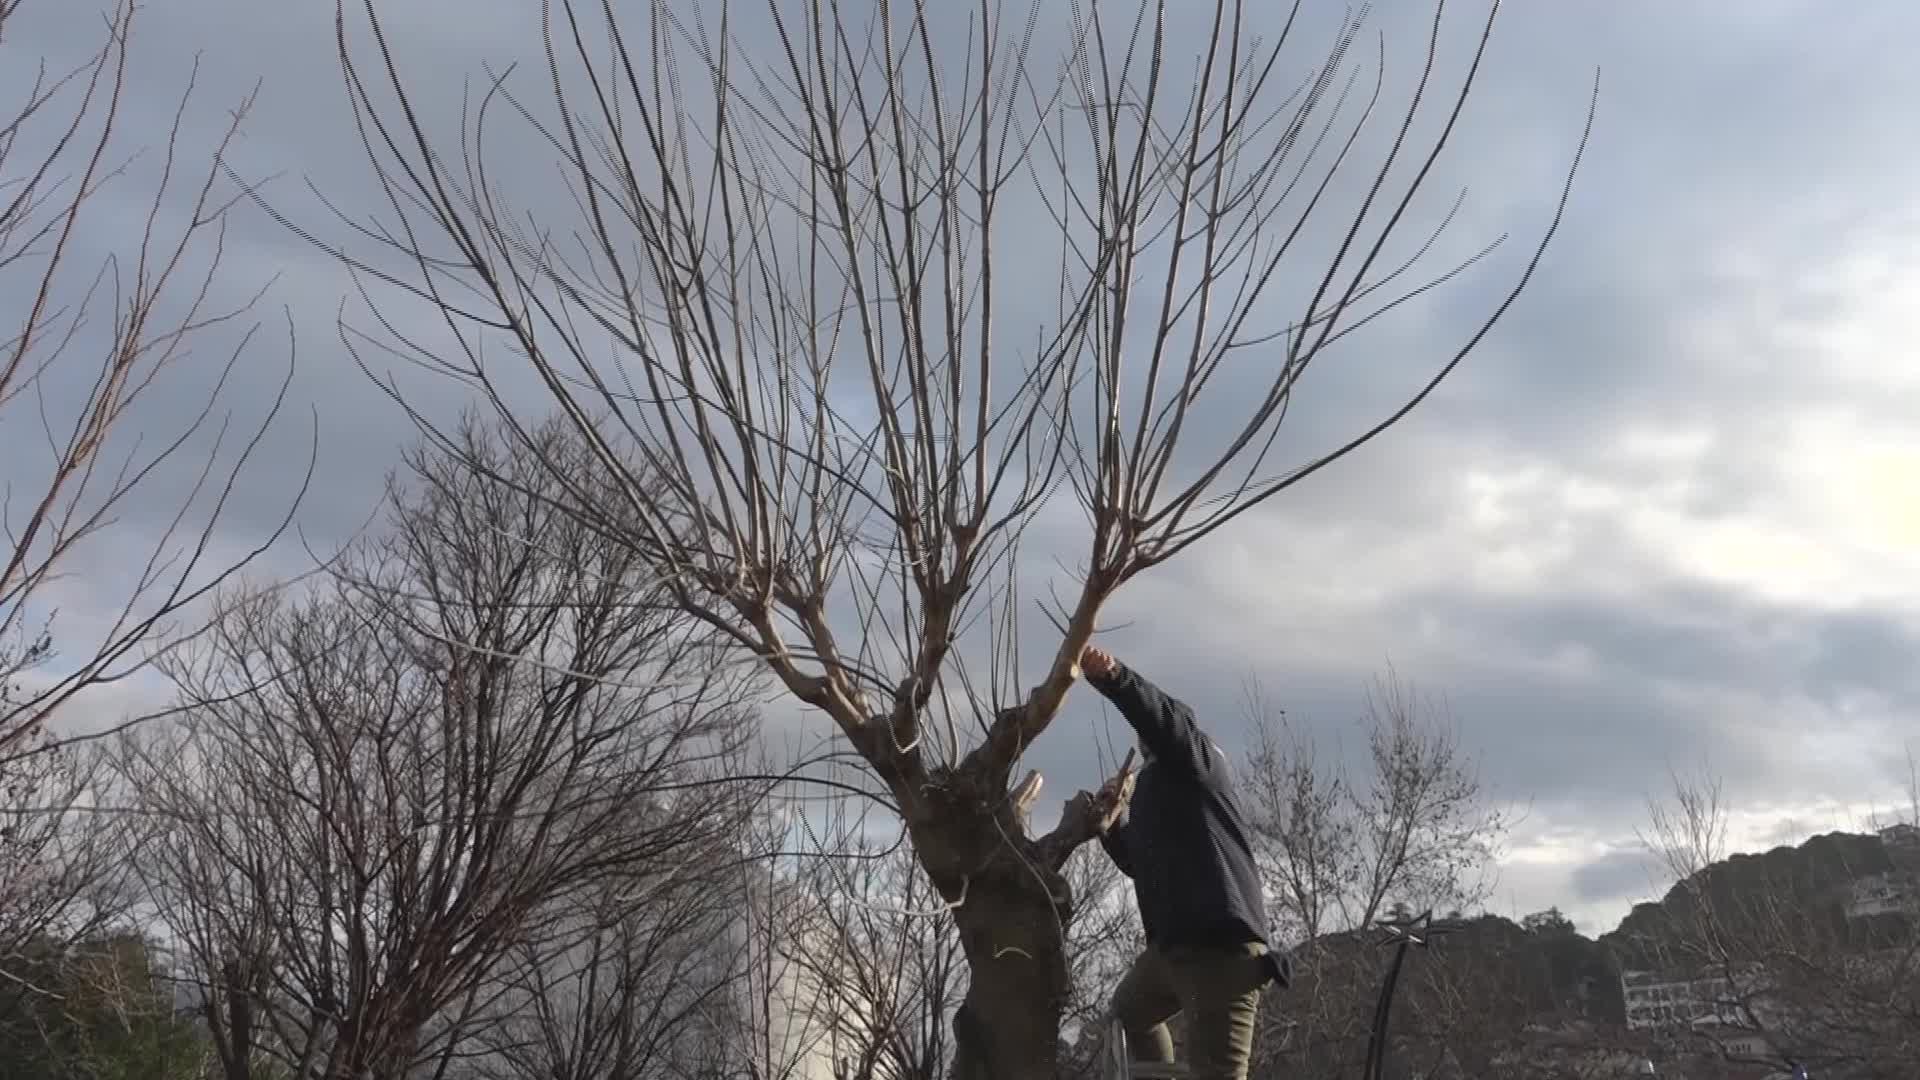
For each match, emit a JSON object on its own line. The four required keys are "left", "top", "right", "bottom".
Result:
{"left": 1079, "top": 645, "right": 1119, "bottom": 681}
{"left": 1052, "top": 750, "right": 1138, "bottom": 860}
{"left": 1067, "top": 782, "right": 1130, "bottom": 836}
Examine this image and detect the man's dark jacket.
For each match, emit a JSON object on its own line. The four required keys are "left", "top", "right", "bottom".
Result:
{"left": 1093, "top": 663, "right": 1290, "bottom": 986}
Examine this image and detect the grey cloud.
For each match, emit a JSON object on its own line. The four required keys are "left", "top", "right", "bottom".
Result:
{"left": 1801, "top": 611, "right": 1920, "bottom": 704}
{"left": 1379, "top": 577, "right": 1920, "bottom": 801}
{"left": 1569, "top": 846, "right": 1659, "bottom": 905}
{"left": 1418, "top": 576, "right": 1920, "bottom": 719}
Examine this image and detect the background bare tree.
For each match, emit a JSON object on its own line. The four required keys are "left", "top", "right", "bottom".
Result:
{"left": 116, "top": 419, "right": 756, "bottom": 1080}
{"left": 1238, "top": 670, "right": 1509, "bottom": 1076}
{"left": 787, "top": 825, "right": 964, "bottom": 1080}
{"left": 0, "top": 744, "right": 140, "bottom": 1017}
{"left": 464, "top": 823, "right": 759, "bottom": 1080}
{"left": 1613, "top": 768, "right": 1920, "bottom": 1080}
{"left": 0, "top": 0, "right": 303, "bottom": 767}
{"left": 708, "top": 810, "right": 857, "bottom": 1080}
{"left": 1244, "top": 671, "right": 1507, "bottom": 943}
{"left": 309, "top": 0, "right": 1593, "bottom": 1069}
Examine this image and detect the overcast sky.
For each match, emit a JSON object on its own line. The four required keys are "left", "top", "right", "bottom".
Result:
{"left": 9, "top": 0, "right": 1920, "bottom": 938}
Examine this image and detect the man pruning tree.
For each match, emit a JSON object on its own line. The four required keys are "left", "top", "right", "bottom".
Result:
{"left": 1074, "top": 646, "right": 1290, "bottom": 1080}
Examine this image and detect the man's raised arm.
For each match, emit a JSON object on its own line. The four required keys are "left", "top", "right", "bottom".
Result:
{"left": 1078, "top": 646, "right": 1217, "bottom": 781}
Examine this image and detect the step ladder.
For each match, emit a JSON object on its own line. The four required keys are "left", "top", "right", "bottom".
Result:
{"left": 1103, "top": 1018, "right": 1191, "bottom": 1080}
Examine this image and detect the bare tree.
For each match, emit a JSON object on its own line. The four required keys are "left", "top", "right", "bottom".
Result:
{"left": 1615, "top": 769, "right": 1920, "bottom": 1080}
{"left": 1056, "top": 847, "right": 1141, "bottom": 1077}
{"left": 117, "top": 419, "right": 757, "bottom": 1080}
{"left": 0, "top": 0, "right": 304, "bottom": 768}
{"left": 308, "top": 0, "right": 1594, "bottom": 1069}
{"left": 787, "top": 825, "right": 965, "bottom": 1080}
{"left": 463, "top": 825, "right": 759, "bottom": 1080}
{"left": 0, "top": 743, "right": 139, "bottom": 1011}
{"left": 1238, "top": 671, "right": 1510, "bottom": 1076}
{"left": 711, "top": 808, "right": 858, "bottom": 1080}
{"left": 1243, "top": 671, "right": 1507, "bottom": 940}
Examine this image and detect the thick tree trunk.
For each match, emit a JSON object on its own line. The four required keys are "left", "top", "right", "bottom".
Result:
{"left": 905, "top": 765, "right": 1083, "bottom": 1080}
{"left": 948, "top": 877, "right": 1074, "bottom": 1080}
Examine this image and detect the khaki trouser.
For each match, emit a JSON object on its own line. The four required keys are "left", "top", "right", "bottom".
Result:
{"left": 1111, "top": 941, "right": 1268, "bottom": 1080}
